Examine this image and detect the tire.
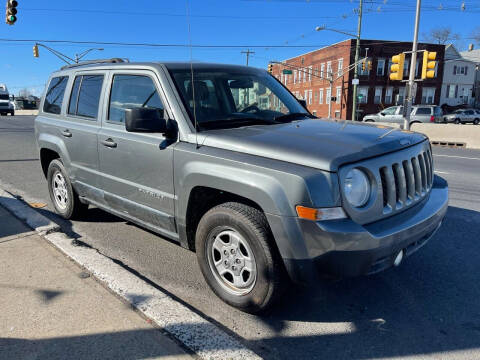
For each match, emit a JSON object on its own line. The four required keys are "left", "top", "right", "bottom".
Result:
{"left": 474, "top": 118, "right": 479, "bottom": 125}
{"left": 364, "top": 119, "right": 374, "bottom": 122}
{"left": 47, "top": 159, "right": 88, "bottom": 219}
{"left": 455, "top": 119, "right": 461, "bottom": 124}
{"left": 195, "top": 202, "right": 285, "bottom": 313}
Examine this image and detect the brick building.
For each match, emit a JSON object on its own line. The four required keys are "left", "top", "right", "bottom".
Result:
{"left": 272, "top": 39, "right": 445, "bottom": 120}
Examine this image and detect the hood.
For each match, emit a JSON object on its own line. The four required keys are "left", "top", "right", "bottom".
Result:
{"left": 201, "top": 118, "right": 427, "bottom": 172}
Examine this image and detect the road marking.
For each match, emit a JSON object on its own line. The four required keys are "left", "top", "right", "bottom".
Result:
{"left": 434, "top": 154, "right": 480, "bottom": 161}
{"left": 434, "top": 171, "right": 450, "bottom": 175}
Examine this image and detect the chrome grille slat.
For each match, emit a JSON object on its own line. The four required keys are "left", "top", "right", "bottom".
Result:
{"left": 384, "top": 167, "right": 397, "bottom": 210}
{"left": 393, "top": 163, "right": 407, "bottom": 207}
{"left": 418, "top": 154, "right": 427, "bottom": 193}
{"left": 411, "top": 157, "right": 422, "bottom": 197}
{"left": 424, "top": 151, "right": 432, "bottom": 188}
{"left": 403, "top": 160, "right": 415, "bottom": 203}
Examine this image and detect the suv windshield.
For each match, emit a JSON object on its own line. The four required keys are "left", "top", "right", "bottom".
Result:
{"left": 0, "top": 94, "right": 9, "bottom": 100}
{"left": 168, "top": 67, "right": 312, "bottom": 130}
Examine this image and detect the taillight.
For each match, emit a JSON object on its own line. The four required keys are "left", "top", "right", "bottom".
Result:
{"left": 430, "top": 115, "right": 435, "bottom": 122}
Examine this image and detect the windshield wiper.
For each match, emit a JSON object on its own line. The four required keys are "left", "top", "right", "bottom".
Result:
{"left": 199, "top": 117, "right": 279, "bottom": 130}
{"left": 274, "top": 112, "right": 313, "bottom": 122}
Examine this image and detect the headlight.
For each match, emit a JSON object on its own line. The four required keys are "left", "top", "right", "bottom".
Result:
{"left": 344, "top": 168, "right": 370, "bottom": 207}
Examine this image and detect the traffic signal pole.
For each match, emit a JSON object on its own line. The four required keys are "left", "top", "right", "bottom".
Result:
{"left": 404, "top": 0, "right": 422, "bottom": 130}
{"left": 351, "top": 0, "right": 363, "bottom": 122}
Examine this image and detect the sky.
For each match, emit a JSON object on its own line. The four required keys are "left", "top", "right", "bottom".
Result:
{"left": 1, "top": 0, "right": 479, "bottom": 96}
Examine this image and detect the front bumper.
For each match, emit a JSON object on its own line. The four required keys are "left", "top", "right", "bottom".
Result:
{"left": 267, "top": 175, "right": 448, "bottom": 284}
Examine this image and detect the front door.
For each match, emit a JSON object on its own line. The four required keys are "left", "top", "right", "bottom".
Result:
{"left": 97, "top": 71, "right": 177, "bottom": 237}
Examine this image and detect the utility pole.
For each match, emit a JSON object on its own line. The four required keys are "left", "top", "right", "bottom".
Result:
{"left": 241, "top": 49, "right": 255, "bottom": 66}
{"left": 404, "top": 0, "right": 421, "bottom": 130}
{"left": 351, "top": 0, "right": 363, "bottom": 122}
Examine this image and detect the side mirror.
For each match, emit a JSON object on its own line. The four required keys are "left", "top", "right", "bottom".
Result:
{"left": 298, "top": 99, "right": 308, "bottom": 109}
{"left": 380, "top": 112, "right": 385, "bottom": 116}
{"left": 125, "top": 108, "right": 169, "bottom": 134}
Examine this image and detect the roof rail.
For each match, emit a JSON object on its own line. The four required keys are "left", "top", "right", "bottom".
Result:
{"left": 60, "top": 58, "right": 129, "bottom": 70}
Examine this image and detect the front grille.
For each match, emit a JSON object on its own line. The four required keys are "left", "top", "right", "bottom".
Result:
{"left": 378, "top": 148, "right": 433, "bottom": 213}
{"left": 339, "top": 141, "right": 433, "bottom": 225}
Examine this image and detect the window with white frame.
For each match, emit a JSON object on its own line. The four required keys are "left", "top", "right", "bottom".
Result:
{"left": 320, "top": 63, "right": 325, "bottom": 78}
{"left": 334, "top": 110, "right": 341, "bottom": 119}
{"left": 374, "top": 87, "right": 383, "bottom": 104}
{"left": 385, "top": 87, "right": 393, "bottom": 103}
{"left": 446, "top": 84, "right": 457, "bottom": 98}
{"left": 337, "top": 58, "right": 343, "bottom": 77}
{"left": 314, "top": 66, "right": 318, "bottom": 77}
{"left": 358, "top": 86, "right": 368, "bottom": 104}
{"left": 302, "top": 68, "right": 306, "bottom": 82}
{"left": 327, "top": 61, "right": 332, "bottom": 78}
{"left": 308, "top": 90, "right": 312, "bottom": 104}
{"left": 336, "top": 86, "right": 341, "bottom": 104}
{"left": 319, "top": 88, "right": 324, "bottom": 104}
{"left": 314, "top": 90, "right": 318, "bottom": 101}
{"left": 377, "top": 59, "right": 385, "bottom": 76}
{"left": 304, "top": 90, "right": 308, "bottom": 101}
{"left": 280, "top": 74, "right": 284, "bottom": 84}
{"left": 308, "top": 66, "right": 312, "bottom": 82}
{"left": 421, "top": 87, "right": 435, "bottom": 104}
{"left": 326, "top": 88, "right": 331, "bottom": 104}
{"left": 293, "top": 70, "right": 297, "bottom": 84}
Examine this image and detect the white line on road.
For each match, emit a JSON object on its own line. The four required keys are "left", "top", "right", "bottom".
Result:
{"left": 434, "top": 154, "right": 480, "bottom": 161}
{"left": 434, "top": 171, "right": 450, "bottom": 175}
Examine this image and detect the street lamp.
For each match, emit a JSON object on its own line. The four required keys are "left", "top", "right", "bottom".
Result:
{"left": 75, "top": 48, "right": 104, "bottom": 63}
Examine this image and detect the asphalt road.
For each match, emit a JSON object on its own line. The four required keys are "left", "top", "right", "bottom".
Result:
{"left": 1, "top": 115, "right": 480, "bottom": 359}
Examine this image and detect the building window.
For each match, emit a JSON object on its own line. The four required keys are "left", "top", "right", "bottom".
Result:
{"left": 314, "top": 90, "right": 318, "bottom": 101}
{"left": 326, "top": 88, "right": 331, "bottom": 104}
{"left": 320, "top": 63, "right": 325, "bottom": 78}
{"left": 377, "top": 59, "right": 385, "bottom": 76}
{"left": 304, "top": 90, "right": 308, "bottom": 101}
{"left": 293, "top": 70, "right": 297, "bottom": 84}
{"left": 308, "top": 90, "right": 312, "bottom": 104}
{"left": 385, "top": 87, "right": 393, "bottom": 104}
{"left": 374, "top": 87, "right": 383, "bottom": 104}
{"left": 303, "top": 68, "right": 306, "bottom": 83}
{"left": 397, "top": 87, "right": 406, "bottom": 104}
{"left": 314, "top": 66, "right": 318, "bottom": 77}
{"left": 421, "top": 87, "right": 435, "bottom": 104}
{"left": 327, "top": 61, "right": 332, "bottom": 78}
{"left": 335, "top": 110, "right": 341, "bottom": 119}
{"left": 387, "top": 58, "right": 392, "bottom": 75}
{"left": 312, "top": 110, "right": 317, "bottom": 116}
{"left": 358, "top": 86, "right": 368, "bottom": 104}
{"left": 358, "top": 58, "right": 370, "bottom": 76}
{"left": 308, "top": 66, "right": 312, "bottom": 82}
{"left": 403, "top": 59, "right": 410, "bottom": 77}
{"left": 319, "top": 88, "right": 324, "bottom": 104}
{"left": 336, "top": 87, "right": 341, "bottom": 104}
{"left": 337, "top": 58, "right": 343, "bottom": 77}
{"left": 446, "top": 84, "right": 458, "bottom": 98}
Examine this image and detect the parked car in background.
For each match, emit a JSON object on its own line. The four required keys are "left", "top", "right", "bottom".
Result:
{"left": 443, "top": 109, "right": 480, "bottom": 124}
{"left": 0, "top": 84, "right": 15, "bottom": 116}
{"left": 362, "top": 105, "right": 443, "bottom": 124}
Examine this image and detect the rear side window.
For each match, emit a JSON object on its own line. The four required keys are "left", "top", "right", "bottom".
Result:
{"left": 68, "top": 75, "right": 104, "bottom": 119}
{"left": 108, "top": 75, "right": 164, "bottom": 124}
{"left": 43, "top": 76, "right": 68, "bottom": 114}
{"left": 415, "top": 107, "right": 431, "bottom": 115}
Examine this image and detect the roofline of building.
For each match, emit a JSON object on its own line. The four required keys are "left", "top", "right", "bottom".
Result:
{"left": 281, "top": 38, "right": 353, "bottom": 62}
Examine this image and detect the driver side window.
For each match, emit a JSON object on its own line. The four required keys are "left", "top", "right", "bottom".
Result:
{"left": 108, "top": 75, "right": 163, "bottom": 124}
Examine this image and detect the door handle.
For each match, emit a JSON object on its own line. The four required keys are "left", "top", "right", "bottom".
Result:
{"left": 61, "top": 129, "right": 72, "bottom": 138}
{"left": 101, "top": 138, "right": 117, "bottom": 148}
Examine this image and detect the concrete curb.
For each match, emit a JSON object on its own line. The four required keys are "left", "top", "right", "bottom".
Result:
{"left": 0, "top": 186, "right": 261, "bottom": 360}
{"left": 14, "top": 109, "right": 39, "bottom": 116}
{"left": 0, "top": 189, "right": 59, "bottom": 235}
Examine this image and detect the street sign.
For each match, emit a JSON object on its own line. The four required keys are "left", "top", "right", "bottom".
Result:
{"left": 352, "top": 78, "right": 359, "bottom": 85}
{"left": 357, "top": 94, "right": 363, "bottom": 99}
{"left": 282, "top": 69, "right": 293, "bottom": 75}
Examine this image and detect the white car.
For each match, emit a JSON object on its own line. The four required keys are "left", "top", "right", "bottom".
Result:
{"left": 443, "top": 109, "right": 480, "bottom": 124}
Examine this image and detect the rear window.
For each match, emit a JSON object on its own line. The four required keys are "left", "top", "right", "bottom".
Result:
{"left": 415, "top": 107, "right": 431, "bottom": 115}
{"left": 43, "top": 76, "right": 68, "bottom": 114}
{"left": 68, "top": 75, "right": 104, "bottom": 119}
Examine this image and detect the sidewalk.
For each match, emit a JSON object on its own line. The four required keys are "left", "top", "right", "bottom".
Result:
{"left": 0, "top": 205, "right": 192, "bottom": 360}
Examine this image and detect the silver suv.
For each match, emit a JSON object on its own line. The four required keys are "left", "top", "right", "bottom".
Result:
{"left": 443, "top": 109, "right": 480, "bottom": 124}
{"left": 34, "top": 60, "right": 448, "bottom": 313}
{"left": 363, "top": 105, "right": 443, "bottom": 124}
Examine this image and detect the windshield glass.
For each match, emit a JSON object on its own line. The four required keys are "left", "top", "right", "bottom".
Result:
{"left": 0, "top": 94, "right": 9, "bottom": 100}
{"left": 168, "top": 68, "right": 310, "bottom": 130}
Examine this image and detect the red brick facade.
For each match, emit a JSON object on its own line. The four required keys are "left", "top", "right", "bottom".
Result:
{"left": 272, "top": 39, "right": 445, "bottom": 120}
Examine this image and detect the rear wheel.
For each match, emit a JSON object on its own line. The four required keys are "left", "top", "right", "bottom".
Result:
{"left": 455, "top": 118, "right": 461, "bottom": 124}
{"left": 195, "top": 202, "right": 285, "bottom": 313}
{"left": 474, "top": 118, "right": 479, "bottom": 125}
{"left": 47, "top": 159, "right": 88, "bottom": 219}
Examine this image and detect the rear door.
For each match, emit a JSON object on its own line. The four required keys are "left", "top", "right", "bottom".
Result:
{"left": 412, "top": 107, "right": 431, "bottom": 123}
{"left": 97, "top": 70, "right": 177, "bottom": 236}
{"left": 464, "top": 110, "right": 475, "bottom": 122}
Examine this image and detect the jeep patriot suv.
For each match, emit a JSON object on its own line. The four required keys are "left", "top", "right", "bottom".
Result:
{"left": 35, "top": 59, "right": 448, "bottom": 313}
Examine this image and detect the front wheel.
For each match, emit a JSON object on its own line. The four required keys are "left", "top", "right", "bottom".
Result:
{"left": 47, "top": 159, "right": 88, "bottom": 219}
{"left": 455, "top": 119, "right": 461, "bottom": 124}
{"left": 195, "top": 202, "right": 285, "bottom": 313}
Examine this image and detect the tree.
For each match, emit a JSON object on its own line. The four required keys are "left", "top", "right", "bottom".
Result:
{"left": 422, "top": 26, "right": 460, "bottom": 45}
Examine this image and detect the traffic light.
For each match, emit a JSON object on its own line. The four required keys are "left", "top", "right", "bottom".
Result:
{"left": 267, "top": 63, "right": 273, "bottom": 74}
{"left": 5, "top": 0, "right": 18, "bottom": 25}
{"left": 367, "top": 60, "right": 372, "bottom": 71}
{"left": 390, "top": 53, "right": 405, "bottom": 81}
{"left": 361, "top": 60, "right": 366, "bottom": 72}
{"left": 421, "top": 51, "right": 437, "bottom": 79}
{"left": 33, "top": 44, "right": 39, "bottom": 58}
